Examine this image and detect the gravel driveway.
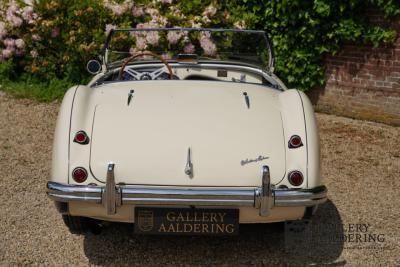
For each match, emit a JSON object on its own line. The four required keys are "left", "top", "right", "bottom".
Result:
{"left": 0, "top": 91, "right": 399, "bottom": 266}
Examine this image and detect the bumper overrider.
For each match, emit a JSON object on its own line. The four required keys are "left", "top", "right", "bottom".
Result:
{"left": 47, "top": 164, "right": 327, "bottom": 217}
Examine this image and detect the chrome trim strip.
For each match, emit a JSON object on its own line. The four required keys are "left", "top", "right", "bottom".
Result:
{"left": 121, "top": 187, "right": 255, "bottom": 206}
{"left": 47, "top": 193, "right": 101, "bottom": 203}
{"left": 123, "top": 198, "right": 254, "bottom": 206}
{"left": 121, "top": 187, "right": 255, "bottom": 198}
{"left": 47, "top": 181, "right": 102, "bottom": 194}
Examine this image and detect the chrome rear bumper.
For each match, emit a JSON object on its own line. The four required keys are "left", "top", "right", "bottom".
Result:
{"left": 47, "top": 164, "right": 327, "bottom": 217}
{"left": 47, "top": 183, "right": 327, "bottom": 217}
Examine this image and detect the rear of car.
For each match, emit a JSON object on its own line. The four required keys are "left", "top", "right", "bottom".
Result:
{"left": 46, "top": 28, "right": 327, "bottom": 235}
{"left": 47, "top": 81, "right": 327, "bottom": 235}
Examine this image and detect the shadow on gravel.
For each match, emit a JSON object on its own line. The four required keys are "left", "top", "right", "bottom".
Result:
{"left": 83, "top": 200, "right": 344, "bottom": 266}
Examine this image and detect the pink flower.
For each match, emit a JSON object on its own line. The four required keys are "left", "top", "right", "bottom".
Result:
{"left": 191, "top": 22, "right": 202, "bottom": 28}
{"left": 131, "top": 6, "right": 144, "bottom": 17}
{"left": 0, "top": 22, "right": 7, "bottom": 39}
{"left": 136, "top": 23, "right": 145, "bottom": 29}
{"left": 169, "top": 6, "right": 182, "bottom": 17}
{"left": 3, "top": 38, "right": 15, "bottom": 48}
{"left": 22, "top": 6, "right": 34, "bottom": 22}
{"left": 145, "top": 31, "right": 159, "bottom": 46}
{"left": 32, "top": 34, "right": 41, "bottom": 41}
{"left": 145, "top": 8, "right": 159, "bottom": 16}
{"left": 30, "top": 49, "right": 38, "bottom": 58}
{"left": 6, "top": 1, "right": 23, "bottom": 27}
{"left": 202, "top": 5, "right": 217, "bottom": 17}
{"left": 234, "top": 20, "right": 246, "bottom": 29}
{"left": 190, "top": 18, "right": 202, "bottom": 28}
{"left": 153, "top": 15, "right": 168, "bottom": 27}
{"left": 104, "top": 0, "right": 131, "bottom": 16}
{"left": 15, "top": 39, "right": 25, "bottom": 49}
{"left": 105, "top": 24, "right": 116, "bottom": 36}
{"left": 201, "top": 15, "right": 211, "bottom": 24}
{"left": 159, "top": 0, "right": 172, "bottom": 4}
{"left": 23, "top": 0, "right": 34, "bottom": 6}
{"left": 51, "top": 27, "right": 60, "bottom": 38}
{"left": 111, "top": 5, "right": 124, "bottom": 15}
{"left": 167, "top": 31, "right": 183, "bottom": 45}
{"left": 10, "top": 15, "right": 23, "bottom": 27}
{"left": 8, "top": 1, "right": 18, "bottom": 13}
{"left": 4, "top": 38, "right": 16, "bottom": 53}
{"left": 2, "top": 49, "right": 12, "bottom": 58}
{"left": 135, "top": 36, "right": 147, "bottom": 50}
{"left": 200, "top": 33, "right": 217, "bottom": 56}
{"left": 183, "top": 43, "right": 195, "bottom": 54}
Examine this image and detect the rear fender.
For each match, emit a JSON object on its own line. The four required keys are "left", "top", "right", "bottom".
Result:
{"left": 68, "top": 85, "right": 98, "bottom": 184}
{"left": 298, "top": 91, "right": 321, "bottom": 188}
{"left": 278, "top": 89, "right": 308, "bottom": 188}
{"left": 51, "top": 86, "right": 78, "bottom": 183}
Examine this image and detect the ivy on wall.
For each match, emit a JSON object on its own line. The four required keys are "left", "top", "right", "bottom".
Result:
{"left": 222, "top": 0, "right": 400, "bottom": 89}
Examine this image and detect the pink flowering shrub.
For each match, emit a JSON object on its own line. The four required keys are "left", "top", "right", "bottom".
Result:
{"left": 183, "top": 43, "right": 195, "bottom": 54}
{"left": 1, "top": 0, "right": 397, "bottom": 96}
{"left": 167, "top": 31, "right": 183, "bottom": 45}
{"left": 0, "top": 0, "right": 248, "bottom": 83}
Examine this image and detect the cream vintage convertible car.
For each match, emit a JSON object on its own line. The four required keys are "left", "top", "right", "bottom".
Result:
{"left": 47, "top": 28, "right": 327, "bottom": 235}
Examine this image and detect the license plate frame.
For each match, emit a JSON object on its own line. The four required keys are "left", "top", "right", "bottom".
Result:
{"left": 134, "top": 207, "right": 239, "bottom": 235}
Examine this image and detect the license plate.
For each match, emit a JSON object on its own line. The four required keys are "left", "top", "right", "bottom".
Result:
{"left": 134, "top": 207, "right": 239, "bottom": 235}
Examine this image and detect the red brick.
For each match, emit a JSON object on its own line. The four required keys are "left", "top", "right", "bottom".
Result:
{"left": 315, "top": 13, "right": 400, "bottom": 125}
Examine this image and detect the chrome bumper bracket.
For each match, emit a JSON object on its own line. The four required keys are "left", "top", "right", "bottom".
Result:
{"left": 259, "top": 165, "right": 273, "bottom": 216}
{"left": 104, "top": 163, "right": 117, "bottom": 215}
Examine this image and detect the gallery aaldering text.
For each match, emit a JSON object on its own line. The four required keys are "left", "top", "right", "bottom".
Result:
{"left": 312, "top": 223, "right": 385, "bottom": 243}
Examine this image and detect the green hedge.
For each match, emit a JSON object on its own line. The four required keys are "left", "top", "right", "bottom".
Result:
{"left": 0, "top": 0, "right": 399, "bottom": 100}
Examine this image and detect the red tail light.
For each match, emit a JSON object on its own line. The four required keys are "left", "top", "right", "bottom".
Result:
{"left": 72, "top": 167, "right": 88, "bottom": 183}
{"left": 74, "top": 131, "right": 89, "bottom": 144}
{"left": 288, "top": 171, "right": 303, "bottom": 186}
{"left": 288, "top": 135, "right": 303, "bottom": 148}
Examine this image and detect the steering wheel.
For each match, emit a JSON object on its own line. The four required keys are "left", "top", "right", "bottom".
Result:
{"left": 118, "top": 51, "right": 173, "bottom": 81}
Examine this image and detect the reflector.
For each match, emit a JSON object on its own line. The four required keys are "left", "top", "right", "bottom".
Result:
{"left": 74, "top": 131, "right": 89, "bottom": 144}
{"left": 289, "top": 135, "right": 302, "bottom": 148}
{"left": 72, "top": 167, "right": 88, "bottom": 183}
{"left": 288, "top": 171, "right": 303, "bottom": 186}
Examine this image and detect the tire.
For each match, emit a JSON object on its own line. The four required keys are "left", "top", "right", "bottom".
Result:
{"left": 62, "top": 215, "right": 91, "bottom": 234}
{"left": 303, "top": 205, "right": 318, "bottom": 220}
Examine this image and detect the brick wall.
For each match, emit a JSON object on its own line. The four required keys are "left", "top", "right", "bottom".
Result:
{"left": 307, "top": 16, "right": 400, "bottom": 126}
